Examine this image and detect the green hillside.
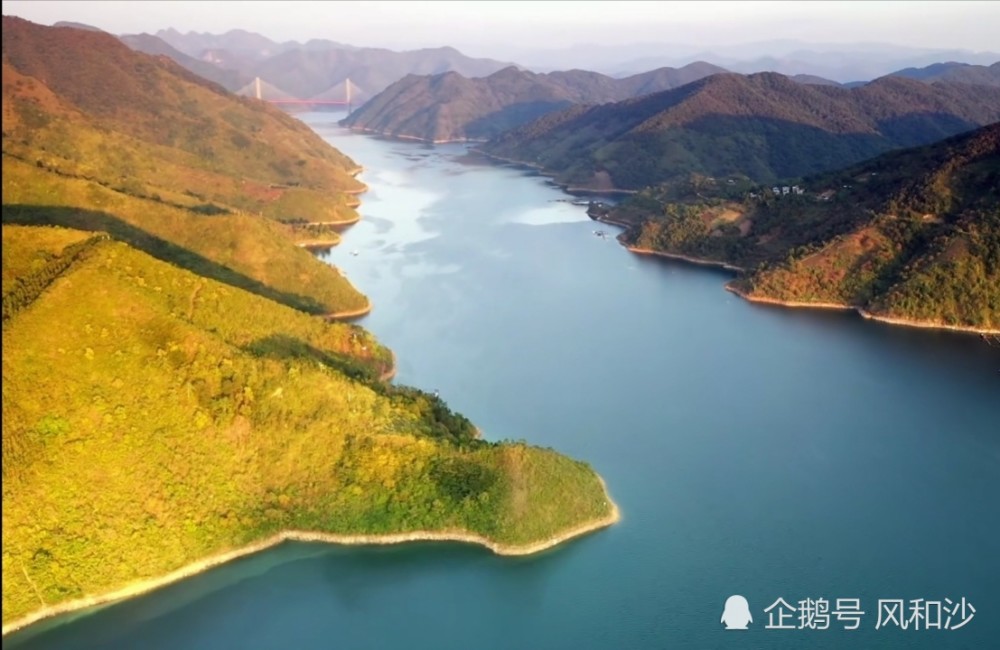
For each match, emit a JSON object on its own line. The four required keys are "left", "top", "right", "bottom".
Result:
{"left": 611, "top": 123, "right": 1000, "bottom": 331}
{"left": 1, "top": 226, "right": 614, "bottom": 626}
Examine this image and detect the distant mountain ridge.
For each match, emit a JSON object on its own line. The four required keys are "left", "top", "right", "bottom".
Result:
{"left": 117, "top": 28, "right": 1000, "bottom": 111}
{"left": 884, "top": 61, "right": 1000, "bottom": 87}
{"left": 119, "top": 32, "right": 253, "bottom": 91}
{"left": 480, "top": 72, "right": 1000, "bottom": 190}
{"left": 155, "top": 27, "right": 298, "bottom": 61}
{"left": 508, "top": 39, "right": 1000, "bottom": 83}
{"left": 339, "top": 62, "right": 729, "bottom": 142}
{"left": 122, "top": 28, "right": 517, "bottom": 104}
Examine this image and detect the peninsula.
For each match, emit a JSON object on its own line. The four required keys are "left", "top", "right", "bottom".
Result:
{"left": 1, "top": 17, "right": 618, "bottom": 634}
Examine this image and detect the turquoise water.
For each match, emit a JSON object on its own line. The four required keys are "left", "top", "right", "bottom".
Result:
{"left": 8, "top": 112, "right": 999, "bottom": 649}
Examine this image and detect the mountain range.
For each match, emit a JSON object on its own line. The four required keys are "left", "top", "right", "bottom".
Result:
{"left": 337, "top": 59, "right": 1000, "bottom": 143}
{"left": 114, "top": 28, "right": 1000, "bottom": 110}
{"left": 120, "top": 28, "right": 516, "bottom": 104}
{"left": 118, "top": 32, "right": 253, "bottom": 92}
{"left": 887, "top": 61, "right": 1000, "bottom": 87}
{"left": 339, "top": 62, "right": 728, "bottom": 142}
{"left": 499, "top": 39, "right": 1000, "bottom": 82}
{"left": 479, "top": 72, "right": 1000, "bottom": 191}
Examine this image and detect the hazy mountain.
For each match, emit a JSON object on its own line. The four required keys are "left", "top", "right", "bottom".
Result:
{"left": 615, "top": 62, "right": 729, "bottom": 95}
{"left": 614, "top": 123, "right": 1000, "bottom": 330}
{"left": 155, "top": 27, "right": 292, "bottom": 62}
{"left": 886, "top": 61, "right": 1000, "bottom": 87}
{"left": 119, "top": 32, "right": 252, "bottom": 91}
{"left": 246, "top": 45, "right": 515, "bottom": 103}
{"left": 340, "top": 62, "right": 728, "bottom": 142}
{"left": 789, "top": 74, "right": 842, "bottom": 86}
{"left": 118, "top": 29, "right": 516, "bottom": 103}
{"left": 718, "top": 49, "right": 1000, "bottom": 83}
{"left": 52, "top": 21, "right": 105, "bottom": 32}
{"left": 481, "top": 72, "right": 1000, "bottom": 190}
{"left": 503, "top": 40, "right": 1000, "bottom": 83}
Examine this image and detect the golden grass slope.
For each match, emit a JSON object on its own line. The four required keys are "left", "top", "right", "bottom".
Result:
{"left": 2, "top": 156, "right": 368, "bottom": 315}
{"left": 0, "top": 225, "right": 92, "bottom": 295}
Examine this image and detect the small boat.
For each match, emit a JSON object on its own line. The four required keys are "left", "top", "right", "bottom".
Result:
{"left": 350, "top": 250, "right": 359, "bottom": 256}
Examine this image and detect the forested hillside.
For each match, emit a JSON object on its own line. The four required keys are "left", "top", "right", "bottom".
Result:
{"left": 340, "top": 62, "right": 727, "bottom": 142}
{"left": 482, "top": 72, "right": 1000, "bottom": 191}
{"left": 610, "top": 123, "right": 1000, "bottom": 331}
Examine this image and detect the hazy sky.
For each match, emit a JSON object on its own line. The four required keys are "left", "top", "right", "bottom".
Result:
{"left": 4, "top": 1, "right": 998, "bottom": 57}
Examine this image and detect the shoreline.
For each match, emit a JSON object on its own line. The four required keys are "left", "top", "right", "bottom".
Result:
{"left": 379, "top": 350, "right": 397, "bottom": 382}
{"left": 2, "top": 487, "right": 619, "bottom": 637}
{"left": 590, "top": 214, "right": 633, "bottom": 229}
{"left": 474, "top": 150, "right": 550, "bottom": 173}
{"left": 627, "top": 246, "right": 746, "bottom": 272}
{"left": 475, "top": 151, "right": 638, "bottom": 196}
{"left": 297, "top": 239, "right": 341, "bottom": 249}
{"left": 619, "top": 243, "right": 997, "bottom": 336}
{"left": 857, "top": 309, "right": 1000, "bottom": 335}
{"left": 566, "top": 186, "right": 637, "bottom": 196}
{"left": 344, "top": 125, "right": 488, "bottom": 145}
{"left": 305, "top": 213, "right": 361, "bottom": 227}
{"left": 725, "top": 285, "right": 1000, "bottom": 335}
{"left": 723, "top": 285, "right": 852, "bottom": 311}
{"left": 323, "top": 301, "right": 372, "bottom": 320}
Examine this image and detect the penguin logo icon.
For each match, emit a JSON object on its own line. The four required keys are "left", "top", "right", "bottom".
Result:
{"left": 721, "top": 595, "right": 753, "bottom": 630}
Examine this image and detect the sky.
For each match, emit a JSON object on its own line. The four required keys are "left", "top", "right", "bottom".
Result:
{"left": 4, "top": 0, "right": 999, "bottom": 58}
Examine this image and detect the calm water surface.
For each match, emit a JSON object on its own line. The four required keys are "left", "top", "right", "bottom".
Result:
{"left": 9, "top": 112, "right": 999, "bottom": 650}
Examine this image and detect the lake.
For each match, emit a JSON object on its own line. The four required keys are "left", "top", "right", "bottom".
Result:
{"left": 8, "top": 112, "right": 999, "bottom": 649}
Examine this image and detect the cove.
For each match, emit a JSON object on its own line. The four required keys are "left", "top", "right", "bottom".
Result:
{"left": 7, "top": 112, "right": 999, "bottom": 650}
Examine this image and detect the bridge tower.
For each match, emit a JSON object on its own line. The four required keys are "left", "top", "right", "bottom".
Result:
{"left": 254, "top": 76, "right": 262, "bottom": 100}
{"left": 345, "top": 77, "right": 352, "bottom": 114}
